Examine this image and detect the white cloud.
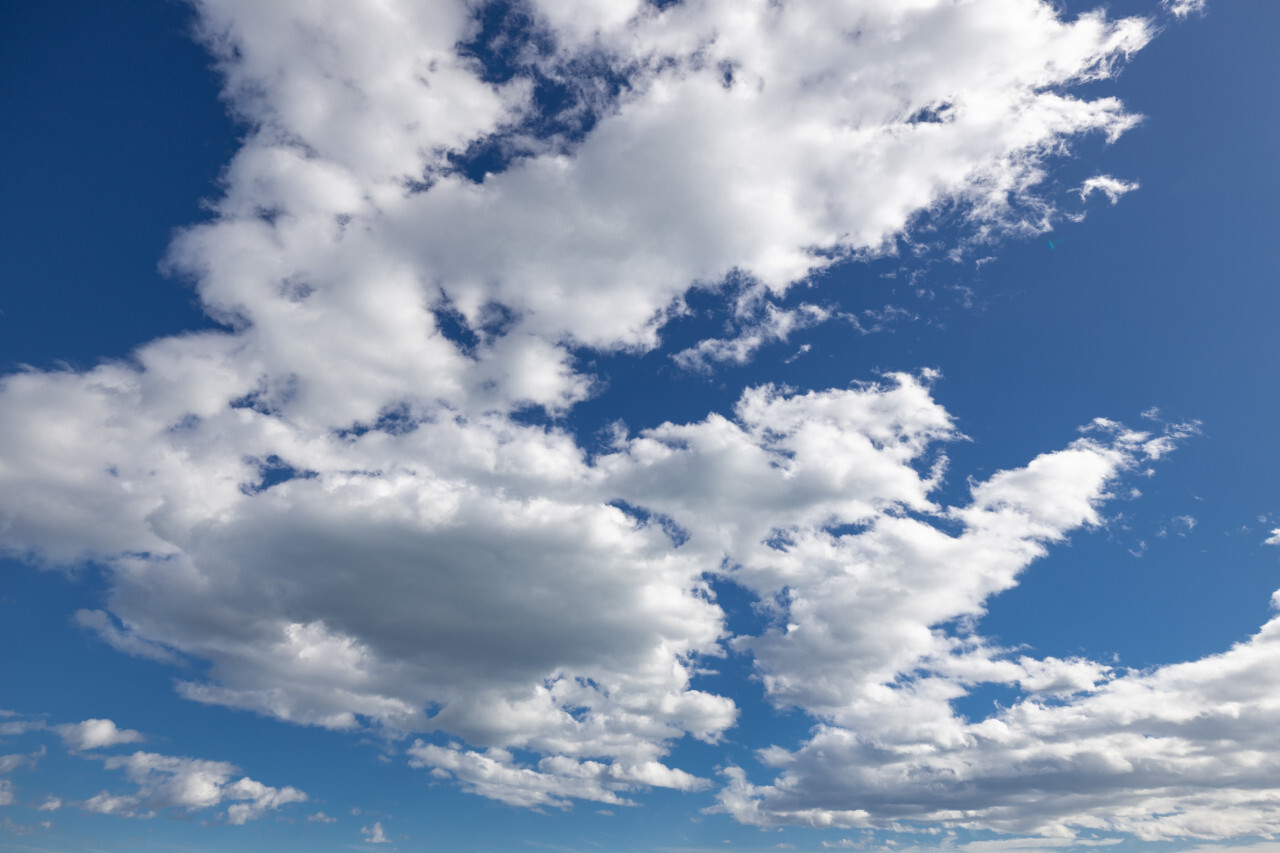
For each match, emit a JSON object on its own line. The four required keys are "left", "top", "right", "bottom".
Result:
{"left": 409, "top": 742, "right": 707, "bottom": 809}
{"left": 0, "top": 0, "right": 1238, "bottom": 838}
{"left": 1264, "top": 529, "right": 1280, "bottom": 546}
{"left": 36, "top": 797, "right": 61, "bottom": 812}
{"left": 362, "top": 820, "right": 390, "bottom": 843}
{"left": 674, "top": 303, "right": 835, "bottom": 372}
{"left": 0, "top": 747, "right": 45, "bottom": 775}
{"left": 0, "top": 779, "right": 13, "bottom": 807}
{"left": 1078, "top": 175, "right": 1140, "bottom": 204}
{"left": 308, "top": 810, "right": 337, "bottom": 823}
{"left": 55, "top": 719, "right": 144, "bottom": 752}
{"left": 716, "top": 589, "right": 1280, "bottom": 839}
{"left": 1163, "top": 0, "right": 1208, "bottom": 19}
{"left": 84, "top": 751, "right": 306, "bottom": 824}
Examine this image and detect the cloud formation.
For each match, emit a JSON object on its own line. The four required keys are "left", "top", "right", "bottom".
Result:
{"left": 362, "top": 820, "right": 390, "bottom": 843}
{"left": 84, "top": 751, "right": 307, "bottom": 824}
{"left": 719, "top": 601, "right": 1280, "bottom": 839}
{"left": 4, "top": 0, "right": 1268, "bottom": 842}
{"left": 56, "top": 719, "right": 144, "bottom": 752}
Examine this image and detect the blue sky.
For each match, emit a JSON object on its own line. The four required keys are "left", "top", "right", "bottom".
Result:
{"left": 2, "top": 1, "right": 1280, "bottom": 851}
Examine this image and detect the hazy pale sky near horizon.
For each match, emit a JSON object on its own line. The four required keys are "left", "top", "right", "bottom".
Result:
{"left": 3, "top": 1, "right": 1280, "bottom": 851}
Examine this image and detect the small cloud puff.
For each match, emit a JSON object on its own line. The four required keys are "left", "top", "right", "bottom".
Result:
{"left": 1264, "top": 529, "right": 1280, "bottom": 546}
{"left": 362, "top": 821, "right": 390, "bottom": 843}
{"left": 1079, "top": 175, "right": 1140, "bottom": 204}
{"left": 56, "top": 719, "right": 144, "bottom": 752}
{"left": 1164, "top": 0, "right": 1207, "bottom": 18}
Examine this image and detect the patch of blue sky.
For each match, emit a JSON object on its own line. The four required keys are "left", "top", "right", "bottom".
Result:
{"left": 0, "top": 0, "right": 236, "bottom": 372}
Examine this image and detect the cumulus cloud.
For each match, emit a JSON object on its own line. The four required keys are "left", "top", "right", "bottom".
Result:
{"left": 716, "top": 581, "right": 1280, "bottom": 838}
{"left": 721, "top": 591, "right": 1280, "bottom": 835}
{"left": 84, "top": 751, "right": 306, "bottom": 824}
{"left": 0, "top": 0, "right": 1246, "bottom": 839}
{"left": 0, "top": 815, "right": 52, "bottom": 836}
{"left": 362, "top": 820, "right": 390, "bottom": 843}
{"left": 56, "top": 719, "right": 144, "bottom": 752}
{"left": 0, "top": 747, "right": 45, "bottom": 778}
{"left": 1264, "top": 529, "right": 1280, "bottom": 546}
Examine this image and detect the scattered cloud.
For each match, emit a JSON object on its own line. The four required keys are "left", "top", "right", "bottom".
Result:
{"left": 56, "top": 719, "right": 144, "bottom": 752}
{"left": 0, "top": 0, "right": 1252, "bottom": 843}
{"left": 674, "top": 303, "right": 835, "bottom": 371}
{"left": 362, "top": 820, "right": 390, "bottom": 843}
{"left": 82, "top": 751, "right": 306, "bottom": 824}
{"left": 1164, "top": 0, "right": 1208, "bottom": 19}
{"left": 716, "top": 592, "right": 1280, "bottom": 837}
{"left": 410, "top": 742, "right": 706, "bottom": 809}
{"left": 1078, "top": 175, "right": 1140, "bottom": 204}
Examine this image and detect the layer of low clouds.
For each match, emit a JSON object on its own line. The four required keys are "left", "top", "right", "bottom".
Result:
{"left": 1, "top": 0, "right": 1264, "bottom": 842}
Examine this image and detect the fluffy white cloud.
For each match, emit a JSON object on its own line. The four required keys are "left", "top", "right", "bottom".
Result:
{"left": 718, "top": 596, "right": 1280, "bottom": 839}
{"left": 2, "top": 0, "right": 1243, "bottom": 837}
{"left": 84, "top": 751, "right": 306, "bottom": 824}
{"left": 188, "top": 0, "right": 530, "bottom": 185}
{"left": 56, "top": 719, "right": 144, "bottom": 752}
{"left": 700, "top": 408, "right": 1280, "bottom": 839}
{"left": 362, "top": 820, "right": 390, "bottom": 843}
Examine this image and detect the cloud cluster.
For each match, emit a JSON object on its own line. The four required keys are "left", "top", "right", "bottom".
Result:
{"left": 409, "top": 741, "right": 707, "bottom": 809}
{"left": 719, "top": 603, "right": 1280, "bottom": 840}
{"left": 5, "top": 0, "right": 1266, "bottom": 841}
{"left": 0, "top": 715, "right": 305, "bottom": 826}
{"left": 362, "top": 820, "right": 390, "bottom": 843}
{"left": 84, "top": 751, "right": 307, "bottom": 824}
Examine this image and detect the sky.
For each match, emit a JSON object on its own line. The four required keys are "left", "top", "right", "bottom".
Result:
{"left": 1, "top": 0, "right": 1279, "bottom": 851}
